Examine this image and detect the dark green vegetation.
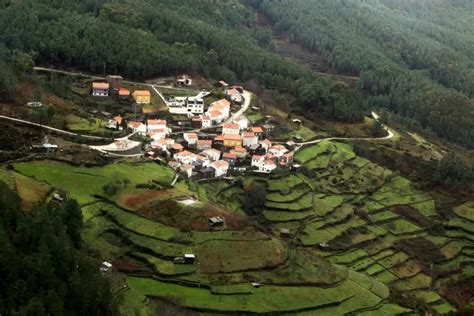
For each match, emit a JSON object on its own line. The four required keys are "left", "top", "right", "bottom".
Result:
{"left": 0, "top": 0, "right": 364, "bottom": 123}
{"left": 247, "top": 0, "right": 474, "bottom": 148}
{"left": 0, "top": 181, "right": 114, "bottom": 315}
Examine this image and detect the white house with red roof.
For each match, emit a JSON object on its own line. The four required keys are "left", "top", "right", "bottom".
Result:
{"left": 148, "top": 129, "right": 167, "bottom": 141}
{"left": 206, "top": 99, "right": 230, "bottom": 123}
{"left": 210, "top": 160, "right": 229, "bottom": 177}
{"left": 128, "top": 121, "right": 147, "bottom": 135}
{"left": 226, "top": 88, "right": 242, "bottom": 103}
{"left": 200, "top": 115, "right": 211, "bottom": 128}
{"left": 197, "top": 139, "right": 212, "bottom": 151}
{"left": 259, "top": 139, "right": 273, "bottom": 151}
{"left": 251, "top": 155, "right": 264, "bottom": 168}
{"left": 259, "top": 159, "right": 277, "bottom": 173}
{"left": 183, "top": 132, "right": 198, "bottom": 146}
{"left": 222, "top": 123, "right": 240, "bottom": 135}
{"left": 173, "top": 150, "right": 198, "bottom": 165}
{"left": 92, "top": 82, "right": 109, "bottom": 97}
{"left": 269, "top": 144, "right": 289, "bottom": 158}
{"left": 232, "top": 116, "right": 249, "bottom": 130}
{"left": 201, "top": 148, "right": 221, "bottom": 161}
{"left": 181, "top": 163, "right": 193, "bottom": 178}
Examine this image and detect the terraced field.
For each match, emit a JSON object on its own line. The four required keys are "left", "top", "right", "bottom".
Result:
{"left": 5, "top": 141, "right": 472, "bottom": 314}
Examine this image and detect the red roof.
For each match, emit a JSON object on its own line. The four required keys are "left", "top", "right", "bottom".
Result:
{"left": 133, "top": 90, "right": 151, "bottom": 96}
{"left": 223, "top": 152, "right": 237, "bottom": 159}
{"left": 92, "top": 82, "right": 109, "bottom": 89}
{"left": 227, "top": 88, "right": 240, "bottom": 95}
{"left": 252, "top": 127, "right": 264, "bottom": 133}
{"left": 172, "top": 144, "right": 184, "bottom": 150}
{"left": 148, "top": 119, "right": 166, "bottom": 125}
{"left": 128, "top": 121, "right": 143, "bottom": 129}
{"left": 113, "top": 115, "right": 123, "bottom": 125}
{"left": 243, "top": 131, "right": 255, "bottom": 138}
{"left": 233, "top": 146, "right": 246, "bottom": 153}
{"left": 223, "top": 123, "right": 239, "bottom": 129}
{"left": 118, "top": 88, "right": 130, "bottom": 96}
{"left": 223, "top": 134, "right": 242, "bottom": 141}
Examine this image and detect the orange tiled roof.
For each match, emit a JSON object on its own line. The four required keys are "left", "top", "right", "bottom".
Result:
{"left": 93, "top": 82, "right": 109, "bottom": 89}
{"left": 133, "top": 90, "right": 151, "bottom": 96}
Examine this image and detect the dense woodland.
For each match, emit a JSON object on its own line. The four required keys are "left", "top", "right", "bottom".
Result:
{"left": 0, "top": 0, "right": 364, "bottom": 122}
{"left": 246, "top": 0, "right": 474, "bottom": 148}
{"left": 0, "top": 181, "right": 114, "bottom": 315}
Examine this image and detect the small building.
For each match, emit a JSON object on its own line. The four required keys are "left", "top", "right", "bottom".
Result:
{"left": 148, "top": 129, "right": 167, "bottom": 141}
{"left": 201, "top": 148, "right": 221, "bottom": 162}
{"left": 106, "top": 75, "right": 124, "bottom": 90}
{"left": 210, "top": 160, "right": 229, "bottom": 177}
{"left": 217, "top": 80, "right": 229, "bottom": 88}
{"left": 185, "top": 97, "right": 204, "bottom": 114}
{"left": 259, "top": 159, "right": 277, "bottom": 173}
{"left": 231, "top": 146, "right": 247, "bottom": 159}
{"left": 226, "top": 88, "right": 243, "bottom": 103}
{"left": 118, "top": 88, "right": 130, "bottom": 98}
{"left": 132, "top": 90, "right": 151, "bottom": 104}
{"left": 251, "top": 127, "right": 264, "bottom": 138}
{"left": 174, "top": 150, "right": 197, "bottom": 165}
{"left": 177, "top": 75, "right": 192, "bottom": 86}
{"left": 201, "top": 115, "right": 212, "bottom": 129}
{"left": 184, "top": 254, "right": 196, "bottom": 264}
{"left": 282, "top": 152, "right": 295, "bottom": 165}
{"left": 251, "top": 155, "right": 264, "bottom": 168}
{"left": 128, "top": 121, "right": 147, "bottom": 135}
{"left": 223, "top": 134, "right": 243, "bottom": 148}
{"left": 100, "top": 261, "right": 113, "bottom": 273}
{"left": 232, "top": 116, "right": 249, "bottom": 130}
{"left": 197, "top": 139, "right": 213, "bottom": 151}
{"left": 183, "top": 132, "right": 198, "bottom": 146}
{"left": 259, "top": 139, "right": 273, "bottom": 152}
{"left": 26, "top": 101, "right": 42, "bottom": 108}
{"left": 92, "top": 82, "right": 110, "bottom": 97}
{"left": 170, "top": 143, "right": 184, "bottom": 154}
{"left": 269, "top": 145, "right": 288, "bottom": 158}
{"left": 280, "top": 228, "right": 291, "bottom": 237}
{"left": 242, "top": 132, "right": 258, "bottom": 148}
{"left": 52, "top": 192, "right": 65, "bottom": 203}
{"left": 209, "top": 216, "right": 225, "bottom": 229}
{"left": 181, "top": 163, "right": 193, "bottom": 178}
{"left": 222, "top": 123, "right": 240, "bottom": 135}
{"left": 222, "top": 152, "right": 237, "bottom": 167}
{"left": 168, "top": 160, "right": 182, "bottom": 171}
{"left": 31, "top": 136, "right": 58, "bottom": 153}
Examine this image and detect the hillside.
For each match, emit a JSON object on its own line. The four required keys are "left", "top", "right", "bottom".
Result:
{"left": 246, "top": 0, "right": 474, "bottom": 148}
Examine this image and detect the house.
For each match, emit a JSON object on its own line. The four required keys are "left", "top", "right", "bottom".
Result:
{"left": 148, "top": 119, "right": 168, "bottom": 131}
{"left": 282, "top": 152, "right": 294, "bottom": 164}
{"left": 207, "top": 99, "right": 230, "bottom": 122}
{"left": 173, "top": 150, "right": 197, "bottom": 164}
{"left": 251, "top": 155, "right": 264, "bottom": 168}
{"left": 226, "top": 88, "right": 243, "bottom": 103}
{"left": 100, "top": 261, "right": 113, "bottom": 273}
{"left": 26, "top": 101, "right": 42, "bottom": 108}
{"left": 197, "top": 139, "right": 213, "bottom": 151}
{"left": 231, "top": 146, "right": 247, "bottom": 159}
{"left": 242, "top": 132, "right": 258, "bottom": 148}
{"left": 223, "top": 134, "right": 242, "bottom": 148}
{"left": 168, "top": 160, "right": 182, "bottom": 170}
{"left": 177, "top": 74, "right": 192, "bottom": 86}
{"left": 259, "top": 139, "right": 273, "bottom": 152}
{"left": 118, "top": 88, "right": 130, "bottom": 98}
{"left": 201, "top": 115, "right": 211, "bottom": 128}
{"left": 210, "top": 160, "right": 229, "bottom": 177}
{"left": 181, "top": 164, "right": 193, "bottom": 178}
{"left": 259, "top": 159, "right": 277, "bottom": 173}
{"left": 222, "top": 152, "right": 237, "bottom": 167}
{"left": 191, "top": 116, "right": 202, "bottom": 129}
{"left": 152, "top": 138, "right": 175, "bottom": 150}
{"left": 232, "top": 85, "right": 244, "bottom": 93}
{"left": 106, "top": 115, "right": 124, "bottom": 130}
{"left": 92, "top": 82, "right": 109, "bottom": 97}
{"left": 106, "top": 75, "right": 124, "bottom": 90}
{"left": 132, "top": 90, "right": 151, "bottom": 104}
{"left": 185, "top": 97, "right": 204, "bottom": 114}
{"left": 217, "top": 80, "right": 229, "bottom": 88}
{"left": 170, "top": 143, "right": 184, "bottom": 154}
{"left": 184, "top": 254, "right": 196, "bottom": 264}
{"left": 232, "top": 116, "right": 249, "bottom": 130}
{"left": 201, "top": 148, "right": 221, "bottom": 161}
{"left": 251, "top": 127, "right": 264, "bottom": 138}
{"left": 183, "top": 132, "right": 198, "bottom": 146}
{"left": 148, "top": 129, "right": 167, "bottom": 141}
{"left": 222, "top": 123, "right": 240, "bottom": 135}
{"left": 209, "top": 216, "right": 225, "bottom": 229}
{"left": 128, "top": 121, "right": 147, "bottom": 134}
{"left": 280, "top": 228, "right": 291, "bottom": 237}
{"left": 269, "top": 145, "right": 288, "bottom": 158}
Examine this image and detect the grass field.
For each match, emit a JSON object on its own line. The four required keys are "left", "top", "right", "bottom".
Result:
{"left": 13, "top": 161, "right": 175, "bottom": 204}
{"left": 65, "top": 114, "right": 107, "bottom": 133}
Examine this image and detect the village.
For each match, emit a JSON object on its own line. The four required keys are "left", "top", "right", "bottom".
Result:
{"left": 89, "top": 74, "right": 298, "bottom": 180}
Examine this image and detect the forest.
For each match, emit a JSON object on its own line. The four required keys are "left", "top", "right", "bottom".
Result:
{"left": 246, "top": 0, "right": 474, "bottom": 148}
{"left": 0, "top": 0, "right": 364, "bottom": 122}
{"left": 0, "top": 181, "right": 114, "bottom": 315}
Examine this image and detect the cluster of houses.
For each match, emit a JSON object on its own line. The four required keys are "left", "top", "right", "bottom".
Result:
{"left": 92, "top": 75, "right": 151, "bottom": 105}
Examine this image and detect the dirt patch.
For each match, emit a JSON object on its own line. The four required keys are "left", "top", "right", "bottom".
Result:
{"left": 394, "top": 237, "right": 446, "bottom": 269}
{"left": 122, "top": 190, "right": 173, "bottom": 210}
{"left": 392, "top": 205, "right": 436, "bottom": 228}
{"left": 112, "top": 259, "right": 143, "bottom": 272}
{"left": 440, "top": 278, "right": 474, "bottom": 309}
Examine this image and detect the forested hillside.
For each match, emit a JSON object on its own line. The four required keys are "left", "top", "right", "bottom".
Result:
{"left": 0, "top": 0, "right": 365, "bottom": 122}
{"left": 0, "top": 182, "right": 113, "bottom": 315}
{"left": 246, "top": 0, "right": 474, "bottom": 148}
